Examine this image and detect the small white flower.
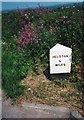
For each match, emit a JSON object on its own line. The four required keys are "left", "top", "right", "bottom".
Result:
{"left": 28, "top": 88, "right": 31, "bottom": 91}
{"left": 63, "top": 16, "right": 66, "bottom": 18}
{"left": 25, "top": 14, "right": 27, "bottom": 16}
{"left": 61, "top": 7, "right": 64, "bottom": 9}
{"left": 66, "top": 6, "right": 69, "bottom": 8}
{"left": 63, "top": 16, "right": 67, "bottom": 18}
{"left": 2, "top": 42, "right": 6, "bottom": 45}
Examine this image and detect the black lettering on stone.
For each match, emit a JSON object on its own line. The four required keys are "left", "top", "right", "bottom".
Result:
{"left": 65, "top": 55, "right": 68, "bottom": 57}
{"left": 55, "top": 64, "right": 58, "bottom": 66}
{"left": 64, "top": 63, "right": 66, "bottom": 66}
{"left": 64, "top": 55, "right": 68, "bottom": 57}
{"left": 55, "top": 63, "right": 66, "bottom": 66}
{"left": 53, "top": 56, "right": 56, "bottom": 58}
{"left": 53, "top": 55, "right": 69, "bottom": 58}
{"left": 59, "top": 55, "right": 61, "bottom": 58}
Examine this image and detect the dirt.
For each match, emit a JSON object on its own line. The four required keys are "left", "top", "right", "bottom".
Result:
{"left": 16, "top": 68, "right": 84, "bottom": 117}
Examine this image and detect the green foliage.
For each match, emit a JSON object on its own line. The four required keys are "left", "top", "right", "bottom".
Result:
{"left": 2, "top": 36, "right": 26, "bottom": 99}
{"left": 2, "top": 4, "right": 83, "bottom": 99}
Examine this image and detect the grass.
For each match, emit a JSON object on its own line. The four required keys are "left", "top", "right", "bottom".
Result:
{"left": 2, "top": 2, "right": 84, "bottom": 115}
{"left": 18, "top": 70, "right": 83, "bottom": 113}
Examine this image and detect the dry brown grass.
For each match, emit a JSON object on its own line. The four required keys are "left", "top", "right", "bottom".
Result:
{"left": 17, "top": 67, "right": 84, "bottom": 116}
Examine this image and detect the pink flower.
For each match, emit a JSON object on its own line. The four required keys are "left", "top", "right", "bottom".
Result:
{"left": 28, "top": 33, "right": 31, "bottom": 38}
{"left": 18, "top": 47, "right": 22, "bottom": 52}
{"left": 22, "top": 41, "right": 25, "bottom": 45}
{"left": 20, "top": 38, "right": 22, "bottom": 43}
{"left": 25, "top": 41, "right": 30, "bottom": 45}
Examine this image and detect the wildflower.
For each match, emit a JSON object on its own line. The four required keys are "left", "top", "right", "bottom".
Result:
{"left": 63, "top": 16, "right": 65, "bottom": 19}
{"left": 59, "top": 35, "right": 62, "bottom": 38}
{"left": 22, "top": 41, "right": 25, "bottom": 45}
{"left": 20, "top": 38, "right": 22, "bottom": 43}
{"left": 25, "top": 41, "right": 30, "bottom": 45}
{"left": 28, "top": 88, "right": 31, "bottom": 91}
{"left": 2, "top": 42, "right": 6, "bottom": 45}
{"left": 56, "top": 26, "right": 58, "bottom": 30}
{"left": 56, "top": 20, "right": 58, "bottom": 23}
{"left": 28, "top": 33, "right": 31, "bottom": 38}
{"left": 66, "top": 6, "right": 69, "bottom": 9}
{"left": 28, "top": 12, "right": 30, "bottom": 15}
{"left": 26, "top": 16, "right": 28, "bottom": 19}
{"left": 63, "top": 16, "right": 67, "bottom": 19}
{"left": 25, "top": 13, "right": 27, "bottom": 16}
{"left": 8, "top": 20, "right": 10, "bottom": 23}
{"left": 61, "top": 7, "right": 64, "bottom": 10}
{"left": 31, "top": 16, "right": 34, "bottom": 18}
{"left": 18, "top": 31, "right": 21, "bottom": 34}
{"left": 18, "top": 46, "right": 22, "bottom": 52}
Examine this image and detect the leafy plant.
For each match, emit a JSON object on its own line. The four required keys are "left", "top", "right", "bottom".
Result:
{"left": 2, "top": 3, "right": 83, "bottom": 99}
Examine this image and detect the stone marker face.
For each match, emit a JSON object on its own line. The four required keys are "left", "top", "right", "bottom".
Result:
{"left": 50, "top": 44, "right": 72, "bottom": 74}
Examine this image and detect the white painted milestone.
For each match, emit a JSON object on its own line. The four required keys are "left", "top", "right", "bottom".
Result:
{"left": 50, "top": 44, "right": 72, "bottom": 74}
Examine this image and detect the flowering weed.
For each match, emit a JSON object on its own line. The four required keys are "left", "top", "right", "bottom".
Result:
{"left": 2, "top": 3, "right": 83, "bottom": 99}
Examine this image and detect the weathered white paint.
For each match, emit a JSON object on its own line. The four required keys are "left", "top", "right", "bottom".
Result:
{"left": 50, "top": 44, "right": 72, "bottom": 74}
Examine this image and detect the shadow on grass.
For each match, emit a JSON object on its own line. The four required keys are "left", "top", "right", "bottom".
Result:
{"left": 43, "top": 66, "right": 71, "bottom": 81}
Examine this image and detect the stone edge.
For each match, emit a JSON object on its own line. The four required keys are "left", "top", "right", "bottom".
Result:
{"left": 22, "top": 102, "right": 84, "bottom": 119}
